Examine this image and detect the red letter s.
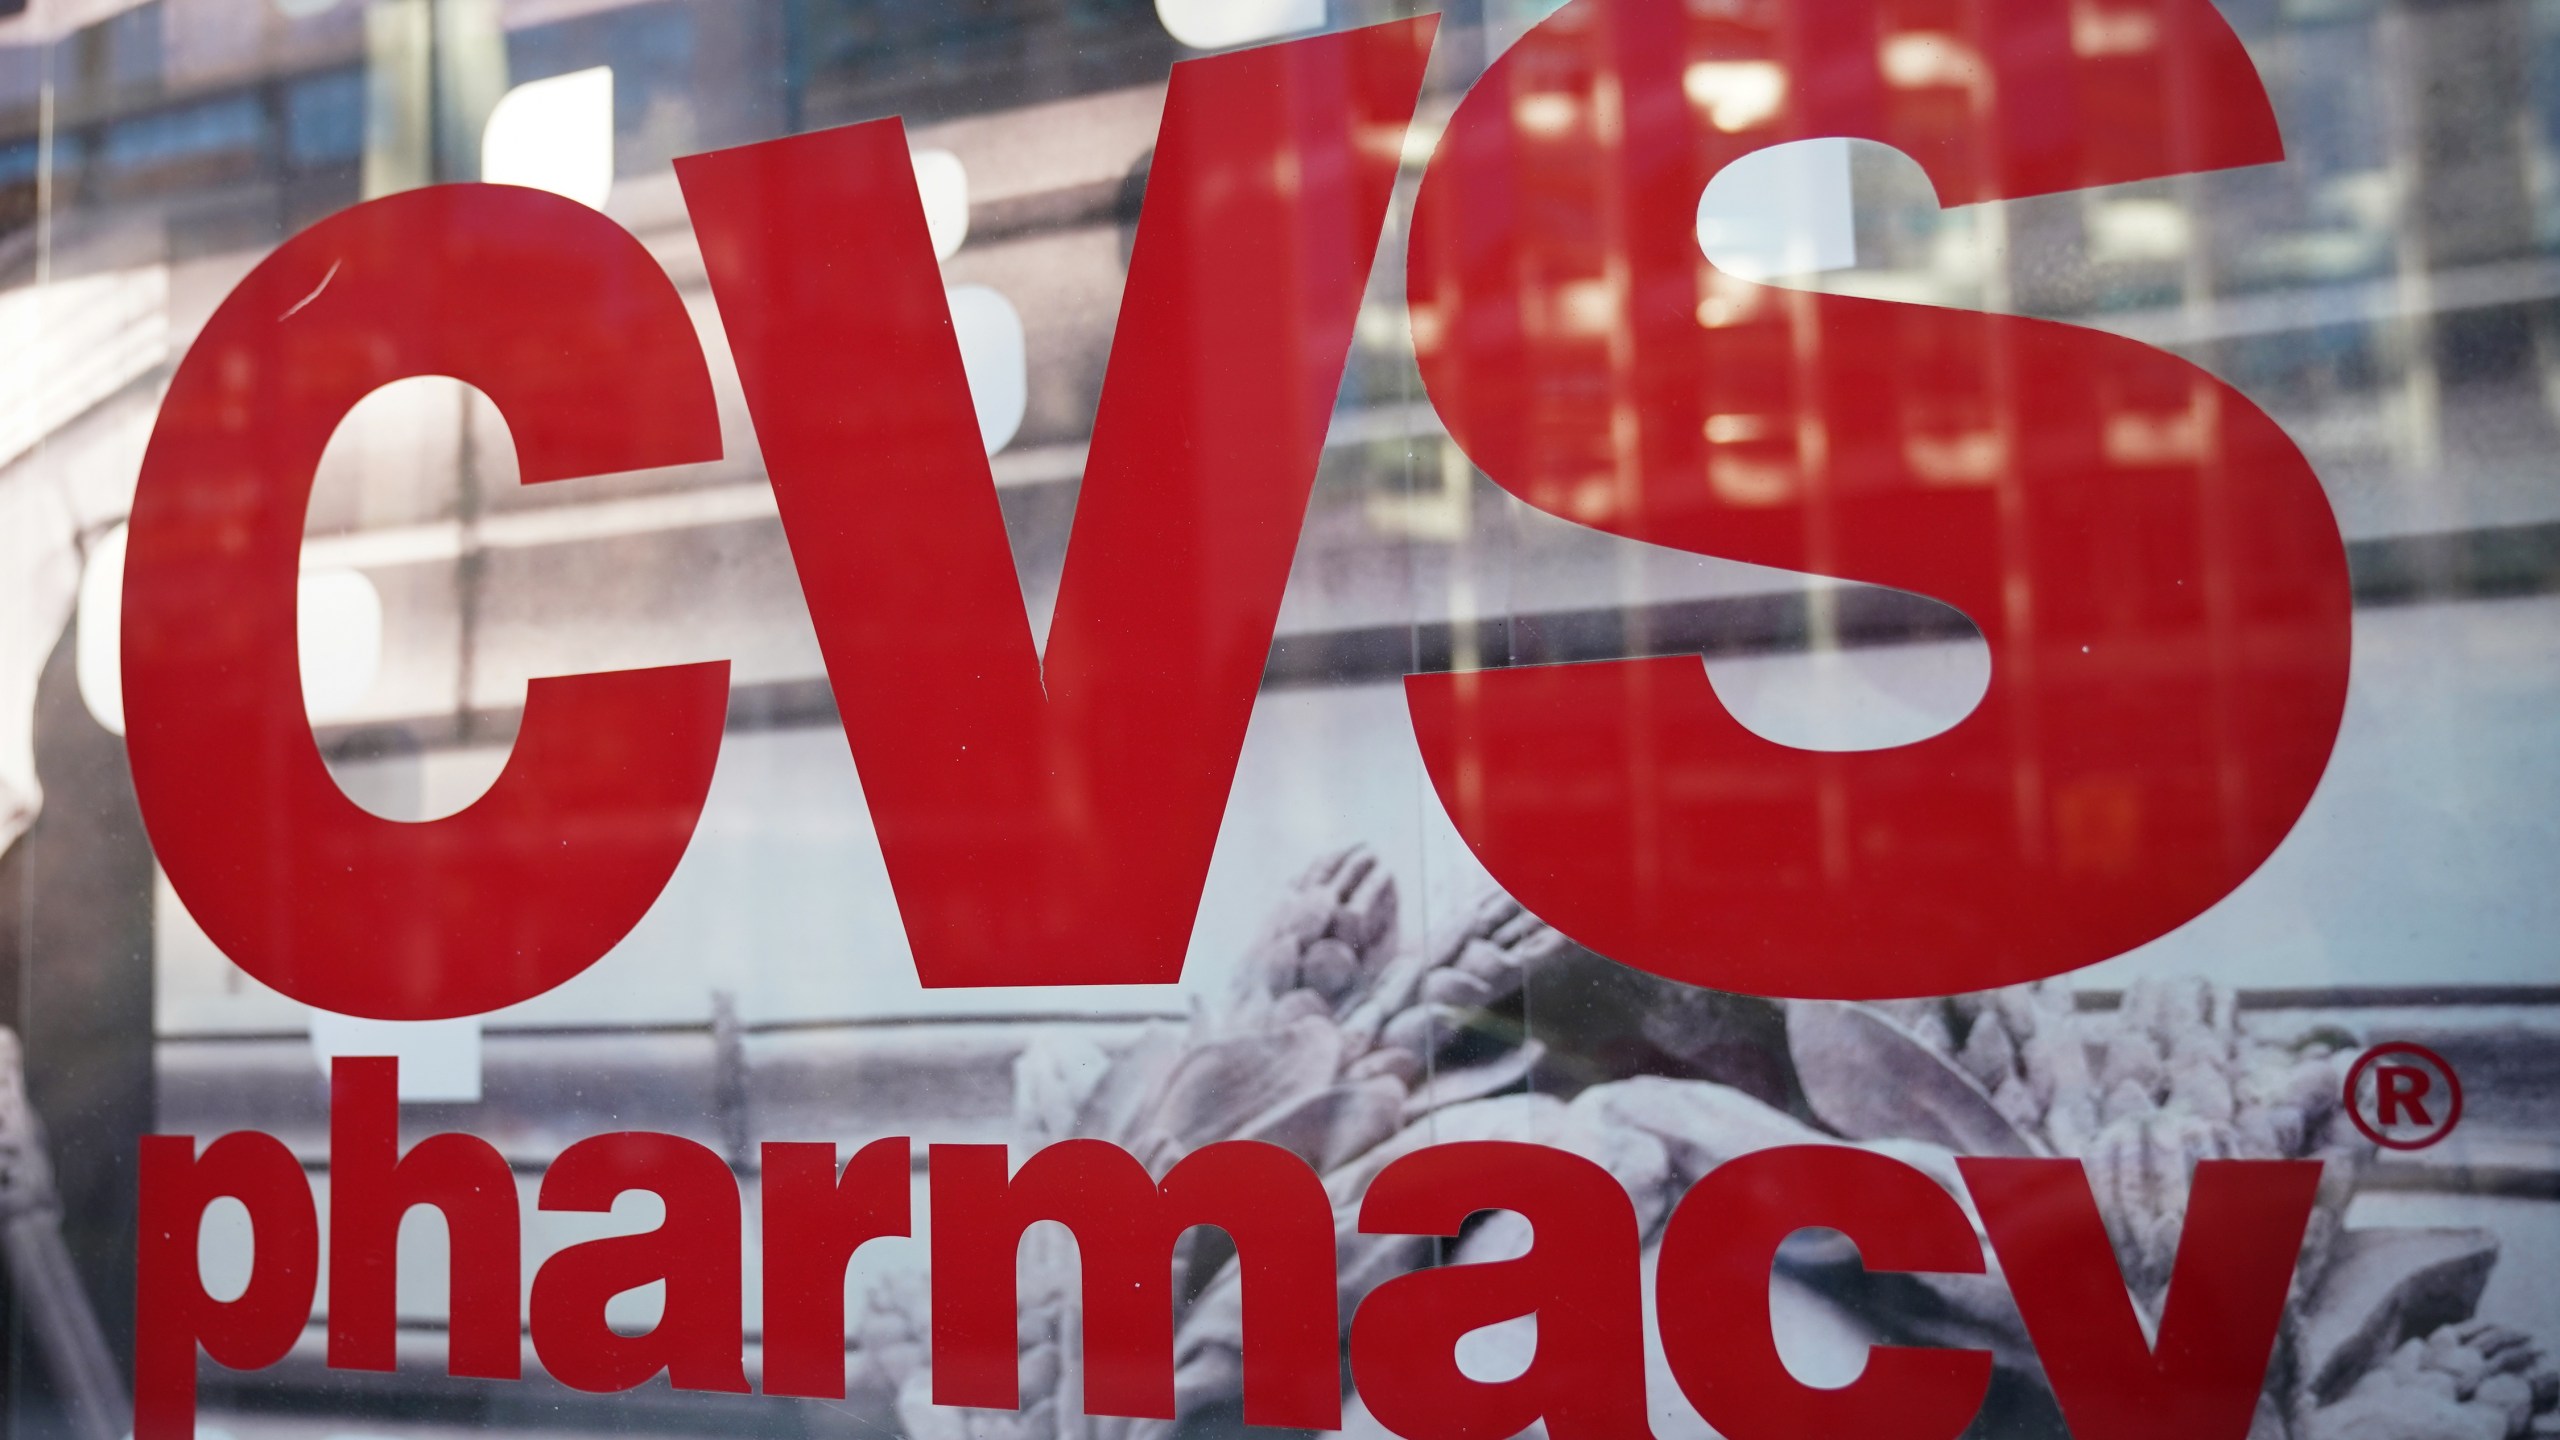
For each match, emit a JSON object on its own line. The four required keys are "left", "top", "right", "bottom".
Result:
{"left": 1406, "top": 0, "right": 2352, "bottom": 997}
{"left": 124, "top": 185, "right": 728, "bottom": 1019}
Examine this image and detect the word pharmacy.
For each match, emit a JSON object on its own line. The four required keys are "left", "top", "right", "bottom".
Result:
{"left": 141, "top": 1060, "right": 2320, "bottom": 1440}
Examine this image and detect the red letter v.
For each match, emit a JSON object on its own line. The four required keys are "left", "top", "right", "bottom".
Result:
{"left": 678, "top": 20, "right": 1433, "bottom": 986}
{"left": 1960, "top": 1157, "right": 2322, "bottom": 1440}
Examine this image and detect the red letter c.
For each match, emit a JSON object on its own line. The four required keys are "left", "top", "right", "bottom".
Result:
{"left": 123, "top": 184, "right": 728, "bottom": 1020}
{"left": 1657, "top": 1146, "right": 1993, "bottom": 1440}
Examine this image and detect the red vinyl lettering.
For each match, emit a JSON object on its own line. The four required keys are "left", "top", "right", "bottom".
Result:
{"left": 529, "top": 1133, "right": 750, "bottom": 1395}
{"left": 1402, "top": 0, "right": 2354, "bottom": 997}
{"left": 136, "top": 1133, "right": 319, "bottom": 1440}
{"left": 1348, "top": 1141, "right": 1651, "bottom": 1440}
{"left": 122, "top": 185, "right": 728, "bottom": 1020}
{"left": 1657, "top": 1146, "right": 1992, "bottom": 1440}
{"left": 929, "top": 1139, "right": 1339, "bottom": 1425}
{"left": 1961, "top": 1157, "right": 2322, "bottom": 1440}
{"left": 326, "top": 1058, "right": 521, "bottom": 1379}
{"left": 676, "top": 20, "right": 1433, "bottom": 987}
{"left": 759, "top": 1139, "right": 911, "bottom": 1400}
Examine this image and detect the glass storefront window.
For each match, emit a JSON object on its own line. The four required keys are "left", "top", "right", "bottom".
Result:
{"left": 0, "top": 2, "right": 2552, "bottom": 1439}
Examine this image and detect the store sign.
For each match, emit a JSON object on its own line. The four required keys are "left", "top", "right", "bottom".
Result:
{"left": 116, "top": 0, "right": 2355, "bottom": 1435}
{"left": 140, "top": 1062, "right": 2322, "bottom": 1440}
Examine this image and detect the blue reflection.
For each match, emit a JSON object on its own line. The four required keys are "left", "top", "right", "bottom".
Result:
{"left": 100, "top": 96, "right": 265, "bottom": 175}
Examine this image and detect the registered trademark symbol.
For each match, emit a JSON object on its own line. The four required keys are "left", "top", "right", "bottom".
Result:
{"left": 2345, "top": 1041, "right": 2464, "bottom": 1150}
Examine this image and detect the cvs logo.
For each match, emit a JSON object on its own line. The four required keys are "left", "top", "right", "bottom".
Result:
{"left": 117, "top": 0, "right": 2350, "bottom": 1018}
